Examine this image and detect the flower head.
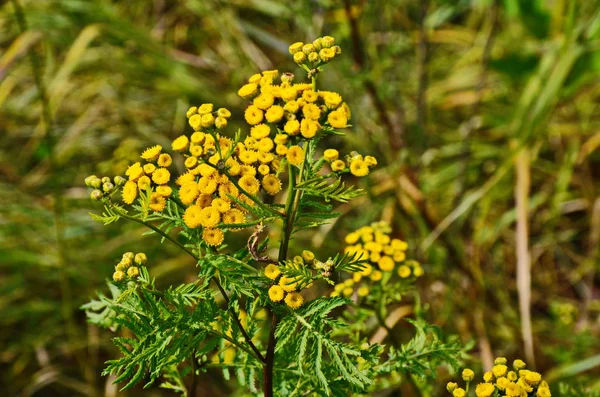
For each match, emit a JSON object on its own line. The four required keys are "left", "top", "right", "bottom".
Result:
{"left": 268, "top": 285, "right": 284, "bottom": 302}
{"left": 202, "top": 228, "right": 225, "bottom": 246}
{"left": 141, "top": 145, "right": 162, "bottom": 161}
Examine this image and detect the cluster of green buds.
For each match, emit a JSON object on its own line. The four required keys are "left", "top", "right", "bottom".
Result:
{"left": 112, "top": 252, "right": 147, "bottom": 282}
{"left": 295, "top": 250, "right": 335, "bottom": 278}
{"left": 85, "top": 174, "right": 126, "bottom": 201}
{"left": 288, "top": 36, "right": 341, "bottom": 67}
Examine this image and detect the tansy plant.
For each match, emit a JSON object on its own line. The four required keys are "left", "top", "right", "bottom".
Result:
{"left": 83, "top": 36, "right": 466, "bottom": 396}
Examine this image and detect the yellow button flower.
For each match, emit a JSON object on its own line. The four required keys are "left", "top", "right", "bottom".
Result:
{"left": 262, "top": 174, "right": 282, "bottom": 195}
{"left": 268, "top": 285, "right": 284, "bottom": 302}
{"left": 397, "top": 265, "right": 411, "bottom": 278}
{"left": 331, "top": 159, "right": 345, "bottom": 171}
{"left": 300, "top": 118, "right": 320, "bottom": 139}
{"left": 285, "top": 292, "right": 304, "bottom": 309}
{"left": 302, "top": 103, "right": 321, "bottom": 120}
{"left": 238, "top": 83, "right": 258, "bottom": 99}
{"left": 327, "top": 109, "right": 348, "bottom": 129}
{"left": 323, "top": 149, "right": 339, "bottom": 162}
{"left": 202, "top": 228, "right": 224, "bottom": 246}
{"left": 179, "top": 182, "right": 199, "bottom": 205}
{"left": 199, "top": 207, "right": 220, "bottom": 228}
{"left": 239, "top": 175, "right": 260, "bottom": 195}
{"left": 244, "top": 105, "right": 264, "bottom": 125}
{"left": 284, "top": 119, "right": 300, "bottom": 135}
{"left": 149, "top": 193, "right": 166, "bottom": 212}
{"left": 172, "top": 135, "right": 190, "bottom": 152}
{"left": 253, "top": 93, "right": 275, "bottom": 110}
{"left": 286, "top": 145, "right": 304, "bottom": 166}
{"left": 264, "top": 264, "right": 281, "bottom": 280}
{"left": 122, "top": 181, "right": 138, "bottom": 204}
{"left": 475, "top": 383, "right": 495, "bottom": 397}
{"left": 157, "top": 153, "right": 172, "bottom": 167}
{"left": 350, "top": 159, "right": 369, "bottom": 177}
{"left": 141, "top": 145, "right": 162, "bottom": 161}
{"left": 265, "top": 105, "right": 284, "bottom": 123}
{"left": 378, "top": 256, "right": 394, "bottom": 271}
{"left": 183, "top": 205, "right": 203, "bottom": 228}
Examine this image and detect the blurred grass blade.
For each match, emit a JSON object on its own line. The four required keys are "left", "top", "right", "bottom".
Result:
{"left": 515, "top": 148, "right": 534, "bottom": 366}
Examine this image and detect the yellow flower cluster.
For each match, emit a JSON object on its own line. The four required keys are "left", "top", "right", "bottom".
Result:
{"left": 112, "top": 251, "right": 147, "bottom": 282}
{"left": 264, "top": 254, "right": 318, "bottom": 310}
{"left": 447, "top": 358, "right": 551, "bottom": 397}
{"left": 288, "top": 36, "right": 341, "bottom": 67}
{"left": 238, "top": 69, "right": 351, "bottom": 148}
{"left": 323, "top": 149, "right": 377, "bottom": 177}
{"left": 176, "top": 103, "right": 287, "bottom": 246}
{"left": 122, "top": 145, "right": 172, "bottom": 212}
{"left": 331, "top": 221, "right": 422, "bottom": 298}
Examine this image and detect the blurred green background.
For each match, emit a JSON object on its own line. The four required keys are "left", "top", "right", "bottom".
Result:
{"left": 1, "top": 0, "right": 599, "bottom": 395}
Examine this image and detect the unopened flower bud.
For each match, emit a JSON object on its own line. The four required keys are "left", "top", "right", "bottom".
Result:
{"left": 119, "top": 257, "right": 133, "bottom": 269}
{"left": 134, "top": 252, "right": 147, "bottom": 265}
{"left": 513, "top": 359, "right": 526, "bottom": 370}
{"left": 312, "top": 37, "right": 323, "bottom": 51}
{"left": 90, "top": 177, "right": 102, "bottom": 189}
{"left": 90, "top": 189, "right": 103, "bottom": 201}
{"left": 302, "top": 43, "right": 315, "bottom": 54}
{"left": 215, "top": 116, "right": 228, "bottom": 129}
{"left": 281, "top": 72, "right": 295, "bottom": 83}
{"left": 333, "top": 45, "right": 342, "bottom": 55}
{"left": 102, "top": 182, "right": 114, "bottom": 193}
{"left": 102, "top": 176, "right": 111, "bottom": 184}
{"left": 114, "top": 175, "right": 126, "bottom": 186}
{"left": 112, "top": 270, "right": 125, "bottom": 282}
{"left": 322, "top": 36, "right": 335, "bottom": 48}
{"left": 122, "top": 252, "right": 135, "bottom": 261}
{"left": 293, "top": 255, "right": 304, "bottom": 265}
{"left": 308, "top": 52, "right": 319, "bottom": 63}
{"left": 462, "top": 368, "right": 474, "bottom": 382}
{"left": 446, "top": 382, "right": 457, "bottom": 392}
{"left": 186, "top": 106, "right": 198, "bottom": 118}
{"left": 288, "top": 42, "right": 304, "bottom": 55}
{"left": 293, "top": 52, "right": 306, "bottom": 64}
{"left": 85, "top": 175, "right": 98, "bottom": 187}
{"left": 494, "top": 357, "right": 507, "bottom": 365}
{"left": 127, "top": 266, "right": 140, "bottom": 278}
{"left": 302, "top": 250, "right": 315, "bottom": 263}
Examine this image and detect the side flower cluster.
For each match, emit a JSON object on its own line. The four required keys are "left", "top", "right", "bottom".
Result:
{"left": 122, "top": 145, "right": 173, "bottom": 212}
{"left": 332, "top": 221, "right": 422, "bottom": 298}
{"left": 447, "top": 358, "right": 551, "bottom": 397}
{"left": 288, "top": 36, "right": 342, "bottom": 68}
{"left": 264, "top": 250, "right": 321, "bottom": 310}
{"left": 323, "top": 149, "right": 377, "bottom": 177}
{"left": 112, "top": 252, "right": 147, "bottom": 282}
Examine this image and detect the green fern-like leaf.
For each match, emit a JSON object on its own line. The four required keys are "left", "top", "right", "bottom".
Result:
{"left": 296, "top": 176, "right": 364, "bottom": 203}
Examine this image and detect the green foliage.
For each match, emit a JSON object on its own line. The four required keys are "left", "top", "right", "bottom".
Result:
{"left": 275, "top": 297, "right": 377, "bottom": 395}
{"left": 377, "top": 319, "right": 470, "bottom": 380}
{"left": 296, "top": 176, "right": 365, "bottom": 203}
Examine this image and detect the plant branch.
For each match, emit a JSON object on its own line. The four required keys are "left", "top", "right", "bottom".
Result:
{"left": 116, "top": 208, "right": 266, "bottom": 363}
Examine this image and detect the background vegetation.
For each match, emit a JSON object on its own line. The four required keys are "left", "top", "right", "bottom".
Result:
{"left": 1, "top": 0, "right": 599, "bottom": 395}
